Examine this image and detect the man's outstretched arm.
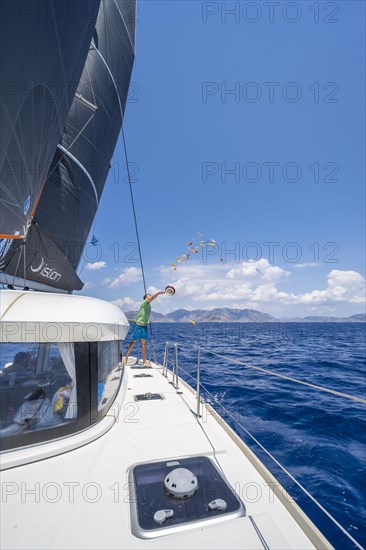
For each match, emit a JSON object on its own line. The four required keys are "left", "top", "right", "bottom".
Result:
{"left": 146, "top": 290, "right": 165, "bottom": 303}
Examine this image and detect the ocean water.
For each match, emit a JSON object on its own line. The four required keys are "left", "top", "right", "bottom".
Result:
{"left": 138, "top": 322, "right": 366, "bottom": 549}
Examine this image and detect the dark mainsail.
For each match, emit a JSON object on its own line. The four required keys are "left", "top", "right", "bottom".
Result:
{"left": 0, "top": 0, "right": 101, "bottom": 240}
{"left": 0, "top": 0, "right": 136, "bottom": 292}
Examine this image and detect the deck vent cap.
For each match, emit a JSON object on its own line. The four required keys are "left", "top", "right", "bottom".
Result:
{"left": 164, "top": 468, "right": 198, "bottom": 499}
{"left": 153, "top": 509, "right": 173, "bottom": 524}
{"left": 208, "top": 499, "right": 227, "bottom": 511}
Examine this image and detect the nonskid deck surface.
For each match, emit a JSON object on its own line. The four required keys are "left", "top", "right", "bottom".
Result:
{"left": 1, "top": 362, "right": 325, "bottom": 549}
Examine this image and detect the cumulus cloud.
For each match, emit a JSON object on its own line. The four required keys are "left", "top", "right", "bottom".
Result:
{"left": 292, "top": 262, "right": 321, "bottom": 270}
{"left": 82, "top": 281, "right": 96, "bottom": 290}
{"left": 85, "top": 261, "right": 106, "bottom": 271}
{"left": 111, "top": 296, "right": 140, "bottom": 311}
{"left": 102, "top": 267, "right": 142, "bottom": 288}
{"left": 227, "top": 259, "right": 289, "bottom": 282}
{"left": 159, "top": 261, "right": 365, "bottom": 308}
{"left": 299, "top": 270, "right": 365, "bottom": 304}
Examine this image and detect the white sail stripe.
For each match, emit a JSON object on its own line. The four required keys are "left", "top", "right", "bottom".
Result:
{"left": 57, "top": 144, "right": 99, "bottom": 205}
{"left": 91, "top": 42, "right": 124, "bottom": 121}
{"left": 112, "top": 0, "right": 135, "bottom": 52}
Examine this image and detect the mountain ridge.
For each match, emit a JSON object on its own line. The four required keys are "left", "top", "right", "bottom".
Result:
{"left": 123, "top": 308, "right": 366, "bottom": 323}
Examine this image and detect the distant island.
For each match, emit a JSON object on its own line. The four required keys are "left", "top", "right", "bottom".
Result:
{"left": 123, "top": 307, "right": 366, "bottom": 323}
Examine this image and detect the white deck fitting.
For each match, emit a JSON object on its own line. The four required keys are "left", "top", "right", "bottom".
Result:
{"left": 0, "top": 363, "right": 332, "bottom": 550}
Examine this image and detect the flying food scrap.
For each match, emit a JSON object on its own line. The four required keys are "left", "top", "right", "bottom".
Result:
{"left": 171, "top": 233, "right": 217, "bottom": 270}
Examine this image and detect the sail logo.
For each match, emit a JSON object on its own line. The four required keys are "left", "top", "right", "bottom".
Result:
{"left": 31, "top": 257, "right": 61, "bottom": 282}
{"left": 23, "top": 195, "right": 30, "bottom": 215}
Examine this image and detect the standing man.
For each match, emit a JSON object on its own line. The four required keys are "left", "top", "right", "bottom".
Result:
{"left": 124, "top": 291, "right": 165, "bottom": 366}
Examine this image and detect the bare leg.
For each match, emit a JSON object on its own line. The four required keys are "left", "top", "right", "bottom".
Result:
{"left": 141, "top": 339, "right": 150, "bottom": 365}
{"left": 124, "top": 340, "right": 136, "bottom": 365}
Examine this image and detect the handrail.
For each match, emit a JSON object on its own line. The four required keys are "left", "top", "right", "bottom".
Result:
{"left": 160, "top": 341, "right": 365, "bottom": 550}
{"left": 163, "top": 341, "right": 169, "bottom": 377}
{"left": 173, "top": 343, "right": 179, "bottom": 389}
{"left": 196, "top": 348, "right": 201, "bottom": 418}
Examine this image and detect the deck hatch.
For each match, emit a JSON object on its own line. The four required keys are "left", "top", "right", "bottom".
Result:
{"left": 134, "top": 393, "right": 163, "bottom": 401}
{"left": 130, "top": 456, "right": 245, "bottom": 538}
{"left": 133, "top": 374, "right": 153, "bottom": 378}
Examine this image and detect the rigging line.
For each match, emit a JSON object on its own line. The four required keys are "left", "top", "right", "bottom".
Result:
{"left": 11, "top": 241, "right": 24, "bottom": 287}
{"left": 199, "top": 384, "right": 364, "bottom": 550}
{"left": 166, "top": 354, "right": 362, "bottom": 549}
{"left": 196, "top": 346, "right": 366, "bottom": 405}
{"left": 121, "top": 127, "right": 146, "bottom": 294}
{"left": 171, "top": 345, "right": 361, "bottom": 543}
{"left": 23, "top": 240, "right": 26, "bottom": 288}
{"left": 121, "top": 127, "right": 157, "bottom": 364}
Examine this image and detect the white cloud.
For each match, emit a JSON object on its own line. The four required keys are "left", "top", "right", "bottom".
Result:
{"left": 292, "top": 262, "right": 321, "bottom": 270}
{"left": 103, "top": 267, "right": 142, "bottom": 288}
{"left": 82, "top": 281, "right": 96, "bottom": 290}
{"left": 158, "top": 261, "right": 365, "bottom": 309}
{"left": 85, "top": 261, "right": 106, "bottom": 271}
{"left": 299, "top": 270, "right": 365, "bottom": 304}
{"left": 111, "top": 297, "right": 140, "bottom": 311}
{"left": 227, "top": 259, "right": 289, "bottom": 283}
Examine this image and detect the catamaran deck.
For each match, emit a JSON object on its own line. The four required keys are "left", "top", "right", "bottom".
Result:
{"left": 1, "top": 361, "right": 331, "bottom": 549}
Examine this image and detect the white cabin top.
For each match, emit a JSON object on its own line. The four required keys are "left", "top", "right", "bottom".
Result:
{"left": 0, "top": 290, "right": 129, "bottom": 343}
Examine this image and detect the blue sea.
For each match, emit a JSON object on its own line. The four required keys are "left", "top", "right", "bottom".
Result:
{"left": 139, "top": 322, "right": 366, "bottom": 550}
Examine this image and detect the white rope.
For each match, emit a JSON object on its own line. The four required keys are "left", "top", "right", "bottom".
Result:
{"left": 198, "top": 346, "right": 366, "bottom": 405}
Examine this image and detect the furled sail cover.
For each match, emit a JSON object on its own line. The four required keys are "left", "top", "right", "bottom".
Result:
{"left": 0, "top": 0, "right": 101, "bottom": 240}
{"left": 1, "top": 0, "right": 136, "bottom": 292}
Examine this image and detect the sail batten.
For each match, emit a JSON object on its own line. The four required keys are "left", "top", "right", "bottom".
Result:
{"left": 57, "top": 145, "right": 99, "bottom": 206}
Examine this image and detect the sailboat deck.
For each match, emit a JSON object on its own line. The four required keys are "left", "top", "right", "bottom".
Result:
{"left": 1, "top": 362, "right": 329, "bottom": 549}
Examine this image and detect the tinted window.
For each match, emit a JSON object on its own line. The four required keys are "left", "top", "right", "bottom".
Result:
{"left": 97, "top": 340, "right": 123, "bottom": 412}
{"left": 0, "top": 342, "right": 80, "bottom": 446}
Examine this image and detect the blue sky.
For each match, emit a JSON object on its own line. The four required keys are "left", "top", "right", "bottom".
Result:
{"left": 77, "top": 0, "right": 365, "bottom": 317}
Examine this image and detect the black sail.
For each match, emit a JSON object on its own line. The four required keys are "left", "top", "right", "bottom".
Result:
{"left": 0, "top": 0, "right": 101, "bottom": 240}
{"left": 0, "top": 0, "right": 136, "bottom": 292}
{"left": 34, "top": 0, "right": 136, "bottom": 271}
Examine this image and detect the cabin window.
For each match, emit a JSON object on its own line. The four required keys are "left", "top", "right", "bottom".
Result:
{"left": 97, "top": 340, "right": 123, "bottom": 412}
{"left": 0, "top": 342, "right": 84, "bottom": 450}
